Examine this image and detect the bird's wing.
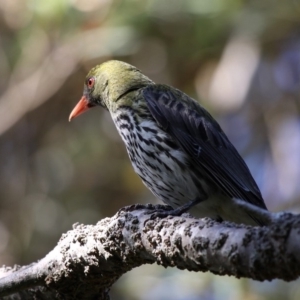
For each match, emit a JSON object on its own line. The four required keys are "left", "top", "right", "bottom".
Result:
{"left": 143, "top": 84, "right": 267, "bottom": 210}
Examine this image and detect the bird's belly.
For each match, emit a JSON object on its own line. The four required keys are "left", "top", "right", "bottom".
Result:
{"left": 115, "top": 117, "right": 206, "bottom": 206}
{"left": 132, "top": 150, "right": 199, "bottom": 207}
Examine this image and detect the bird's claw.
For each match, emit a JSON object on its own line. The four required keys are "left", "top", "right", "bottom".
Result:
{"left": 143, "top": 206, "right": 184, "bottom": 225}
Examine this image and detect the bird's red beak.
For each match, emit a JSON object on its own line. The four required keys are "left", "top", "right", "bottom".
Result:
{"left": 69, "top": 96, "right": 91, "bottom": 121}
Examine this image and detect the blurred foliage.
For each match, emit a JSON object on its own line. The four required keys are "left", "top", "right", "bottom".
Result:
{"left": 1, "top": 0, "right": 300, "bottom": 299}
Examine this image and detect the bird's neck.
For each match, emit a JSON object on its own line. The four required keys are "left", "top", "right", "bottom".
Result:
{"left": 110, "top": 92, "right": 153, "bottom": 135}
{"left": 108, "top": 87, "right": 149, "bottom": 113}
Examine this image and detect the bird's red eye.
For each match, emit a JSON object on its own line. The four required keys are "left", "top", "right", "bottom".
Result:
{"left": 87, "top": 77, "right": 95, "bottom": 88}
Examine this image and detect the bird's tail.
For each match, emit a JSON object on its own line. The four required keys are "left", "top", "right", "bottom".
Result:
{"left": 224, "top": 198, "right": 272, "bottom": 226}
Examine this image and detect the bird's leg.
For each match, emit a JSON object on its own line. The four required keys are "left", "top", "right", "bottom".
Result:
{"left": 146, "top": 197, "right": 203, "bottom": 220}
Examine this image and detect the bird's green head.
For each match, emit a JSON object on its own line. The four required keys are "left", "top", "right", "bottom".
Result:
{"left": 69, "top": 60, "right": 153, "bottom": 121}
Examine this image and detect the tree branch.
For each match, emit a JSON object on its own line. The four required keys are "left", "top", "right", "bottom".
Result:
{"left": 0, "top": 204, "right": 299, "bottom": 299}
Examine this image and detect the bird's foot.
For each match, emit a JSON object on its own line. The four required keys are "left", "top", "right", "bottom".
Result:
{"left": 144, "top": 198, "right": 202, "bottom": 224}
{"left": 145, "top": 206, "right": 178, "bottom": 219}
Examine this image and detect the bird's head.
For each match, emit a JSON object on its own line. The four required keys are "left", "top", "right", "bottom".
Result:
{"left": 69, "top": 60, "right": 153, "bottom": 121}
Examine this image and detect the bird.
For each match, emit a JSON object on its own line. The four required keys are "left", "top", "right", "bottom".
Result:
{"left": 69, "top": 60, "right": 268, "bottom": 226}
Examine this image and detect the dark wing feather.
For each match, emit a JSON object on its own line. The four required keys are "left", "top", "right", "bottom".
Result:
{"left": 143, "top": 84, "right": 267, "bottom": 210}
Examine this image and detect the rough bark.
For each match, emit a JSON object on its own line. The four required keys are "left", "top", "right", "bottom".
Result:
{"left": 0, "top": 203, "right": 299, "bottom": 299}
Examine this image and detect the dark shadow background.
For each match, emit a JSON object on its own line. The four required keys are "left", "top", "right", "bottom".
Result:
{"left": 1, "top": 0, "right": 300, "bottom": 299}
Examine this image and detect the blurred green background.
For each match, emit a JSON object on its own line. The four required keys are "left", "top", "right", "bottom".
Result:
{"left": 1, "top": 0, "right": 300, "bottom": 299}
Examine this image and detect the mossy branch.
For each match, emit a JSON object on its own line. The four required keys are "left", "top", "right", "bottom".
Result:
{"left": 0, "top": 204, "right": 299, "bottom": 300}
